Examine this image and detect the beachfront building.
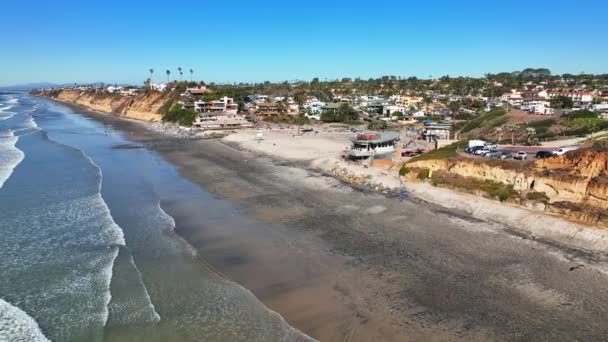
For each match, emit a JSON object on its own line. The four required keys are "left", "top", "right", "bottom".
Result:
{"left": 255, "top": 102, "right": 298, "bottom": 118}
{"left": 347, "top": 132, "right": 401, "bottom": 161}
{"left": 192, "top": 112, "right": 254, "bottom": 130}
{"left": 194, "top": 97, "right": 239, "bottom": 114}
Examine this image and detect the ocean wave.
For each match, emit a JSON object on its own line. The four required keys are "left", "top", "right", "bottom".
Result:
{"left": 0, "top": 105, "right": 15, "bottom": 120}
{"left": 76, "top": 150, "right": 127, "bottom": 329}
{"left": 0, "top": 130, "right": 25, "bottom": 189}
{"left": 32, "top": 112, "right": 160, "bottom": 330}
{"left": 0, "top": 299, "right": 50, "bottom": 342}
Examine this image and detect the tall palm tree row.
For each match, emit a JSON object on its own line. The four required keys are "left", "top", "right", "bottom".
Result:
{"left": 149, "top": 68, "right": 198, "bottom": 84}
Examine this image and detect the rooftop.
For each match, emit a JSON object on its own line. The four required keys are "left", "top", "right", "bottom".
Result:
{"left": 353, "top": 131, "right": 400, "bottom": 144}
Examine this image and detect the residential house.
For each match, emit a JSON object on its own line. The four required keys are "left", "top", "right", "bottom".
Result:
{"left": 119, "top": 88, "right": 139, "bottom": 96}
{"left": 193, "top": 112, "right": 254, "bottom": 130}
{"left": 521, "top": 99, "right": 554, "bottom": 115}
{"left": 184, "top": 86, "right": 210, "bottom": 96}
{"left": 545, "top": 89, "right": 594, "bottom": 105}
{"left": 501, "top": 91, "right": 523, "bottom": 106}
{"left": 381, "top": 105, "right": 407, "bottom": 119}
{"left": 194, "top": 97, "right": 239, "bottom": 114}
{"left": 106, "top": 86, "right": 123, "bottom": 93}
{"left": 150, "top": 83, "right": 168, "bottom": 92}
{"left": 395, "top": 95, "right": 424, "bottom": 108}
{"left": 423, "top": 122, "right": 452, "bottom": 141}
{"left": 321, "top": 102, "right": 342, "bottom": 114}
{"left": 304, "top": 100, "right": 326, "bottom": 114}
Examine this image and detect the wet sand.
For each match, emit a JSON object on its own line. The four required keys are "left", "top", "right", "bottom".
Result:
{"left": 50, "top": 100, "right": 608, "bottom": 341}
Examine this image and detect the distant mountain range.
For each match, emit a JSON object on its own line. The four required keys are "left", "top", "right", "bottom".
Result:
{"left": 0, "top": 82, "right": 129, "bottom": 92}
{"left": 0, "top": 82, "right": 62, "bottom": 91}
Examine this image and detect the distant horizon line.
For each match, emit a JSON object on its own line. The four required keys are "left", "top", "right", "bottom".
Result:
{"left": 3, "top": 68, "right": 608, "bottom": 88}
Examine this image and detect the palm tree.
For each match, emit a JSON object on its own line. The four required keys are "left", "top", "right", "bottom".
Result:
{"left": 166, "top": 69, "right": 171, "bottom": 83}
{"left": 178, "top": 67, "right": 183, "bottom": 81}
{"left": 189, "top": 69, "right": 194, "bottom": 82}
{"left": 149, "top": 68, "right": 154, "bottom": 84}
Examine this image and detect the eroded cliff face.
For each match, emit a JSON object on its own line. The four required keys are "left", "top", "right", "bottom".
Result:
{"left": 406, "top": 150, "right": 608, "bottom": 226}
{"left": 44, "top": 89, "right": 172, "bottom": 121}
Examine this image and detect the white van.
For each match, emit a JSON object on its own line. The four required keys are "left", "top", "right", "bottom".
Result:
{"left": 553, "top": 146, "right": 579, "bottom": 156}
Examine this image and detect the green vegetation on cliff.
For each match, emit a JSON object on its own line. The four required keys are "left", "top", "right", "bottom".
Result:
{"left": 162, "top": 105, "right": 197, "bottom": 126}
{"left": 408, "top": 141, "right": 461, "bottom": 162}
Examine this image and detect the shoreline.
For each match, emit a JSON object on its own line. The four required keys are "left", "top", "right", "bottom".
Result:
{"left": 39, "top": 95, "right": 608, "bottom": 341}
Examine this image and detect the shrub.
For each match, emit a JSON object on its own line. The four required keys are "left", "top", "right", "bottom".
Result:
{"left": 569, "top": 110, "right": 598, "bottom": 119}
{"left": 399, "top": 166, "right": 410, "bottom": 176}
{"left": 526, "top": 191, "right": 550, "bottom": 202}
{"left": 409, "top": 141, "right": 461, "bottom": 162}
{"left": 528, "top": 119, "right": 557, "bottom": 129}
{"left": 460, "top": 108, "right": 506, "bottom": 134}
{"left": 478, "top": 180, "right": 516, "bottom": 202}
{"left": 367, "top": 121, "right": 388, "bottom": 130}
{"left": 592, "top": 139, "right": 608, "bottom": 152}
{"left": 416, "top": 169, "right": 429, "bottom": 180}
{"left": 162, "top": 105, "right": 197, "bottom": 126}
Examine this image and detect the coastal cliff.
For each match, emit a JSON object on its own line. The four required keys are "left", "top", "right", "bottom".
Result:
{"left": 34, "top": 89, "right": 173, "bottom": 121}
{"left": 405, "top": 150, "right": 608, "bottom": 226}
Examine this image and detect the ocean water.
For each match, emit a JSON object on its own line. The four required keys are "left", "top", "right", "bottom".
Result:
{"left": 0, "top": 93, "right": 312, "bottom": 341}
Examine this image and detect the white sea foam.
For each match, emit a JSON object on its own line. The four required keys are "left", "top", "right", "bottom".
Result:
{"left": 0, "top": 299, "right": 50, "bottom": 342}
{"left": 0, "top": 130, "right": 25, "bottom": 189}
{"left": 77, "top": 151, "right": 127, "bottom": 328}
{"left": 0, "top": 105, "right": 15, "bottom": 120}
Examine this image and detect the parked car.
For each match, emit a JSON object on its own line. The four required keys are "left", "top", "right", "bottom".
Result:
{"left": 535, "top": 151, "right": 554, "bottom": 159}
{"left": 553, "top": 146, "right": 578, "bottom": 156}
{"left": 513, "top": 151, "right": 528, "bottom": 160}
{"left": 402, "top": 149, "right": 424, "bottom": 157}
{"left": 476, "top": 145, "right": 497, "bottom": 156}
{"left": 474, "top": 148, "right": 488, "bottom": 155}
{"left": 498, "top": 151, "right": 513, "bottom": 159}
{"left": 485, "top": 151, "right": 502, "bottom": 159}
{"left": 466, "top": 146, "right": 484, "bottom": 154}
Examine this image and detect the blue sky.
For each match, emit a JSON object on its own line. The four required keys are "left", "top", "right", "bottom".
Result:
{"left": 1, "top": 0, "right": 607, "bottom": 86}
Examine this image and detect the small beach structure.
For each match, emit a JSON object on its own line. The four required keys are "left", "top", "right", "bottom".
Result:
{"left": 347, "top": 131, "right": 400, "bottom": 161}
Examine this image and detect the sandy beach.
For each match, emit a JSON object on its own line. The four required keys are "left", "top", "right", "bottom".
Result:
{"left": 49, "top": 100, "right": 608, "bottom": 341}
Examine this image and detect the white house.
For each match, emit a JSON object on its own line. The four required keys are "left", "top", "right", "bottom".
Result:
{"left": 521, "top": 99, "right": 553, "bottom": 115}
{"left": 194, "top": 97, "right": 239, "bottom": 114}
{"left": 150, "top": 83, "right": 168, "bottom": 92}
{"left": 106, "top": 86, "right": 123, "bottom": 93}
{"left": 305, "top": 100, "right": 326, "bottom": 114}
{"left": 546, "top": 89, "right": 594, "bottom": 104}
{"left": 501, "top": 91, "right": 523, "bottom": 106}
{"left": 382, "top": 105, "right": 407, "bottom": 118}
